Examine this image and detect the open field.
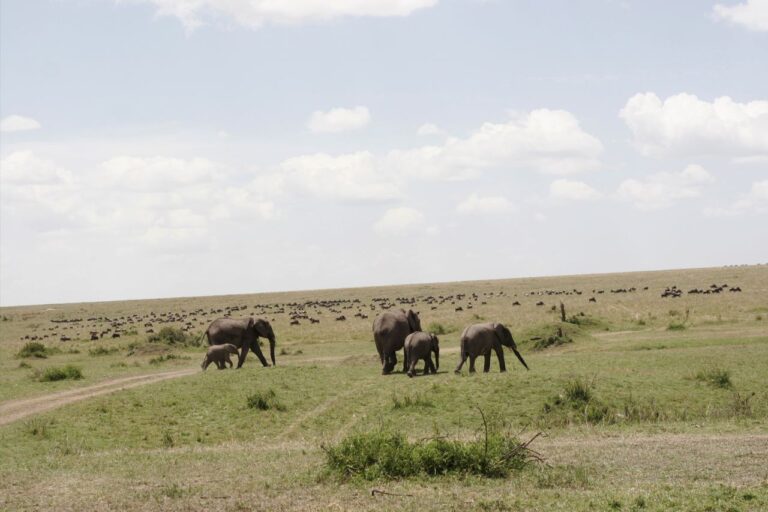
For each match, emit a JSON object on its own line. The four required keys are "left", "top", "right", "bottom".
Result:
{"left": 1, "top": 265, "right": 767, "bottom": 511}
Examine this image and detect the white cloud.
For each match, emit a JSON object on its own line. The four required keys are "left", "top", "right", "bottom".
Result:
{"left": 620, "top": 92, "right": 768, "bottom": 158}
{"left": 714, "top": 0, "right": 768, "bottom": 32}
{"left": 549, "top": 179, "right": 602, "bottom": 201}
{"left": 0, "top": 115, "right": 41, "bottom": 132}
{"left": 456, "top": 193, "right": 514, "bottom": 214}
{"left": 617, "top": 164, "right": 715, "bottom": 210}
{"left": 127, "top": 0, "right": 438, "bottom": 30}
{"left": 307, "top": 106, "right": 371, "bottom": 133}
{"left": 704, "top": 179, "right": 768, "bottom": 216}
{"left": 374, "top": 207, "right": 426, "bottom": 236}
{"left": 388, "top": 109, "right": 604, "bottom": 180}
{"left": 99, "top": 156, "right": 224, "bottom": 190}
{"left": 0, "top": 151, "right": 71, "bottom": 184}
{"left": 417, "top": 123, "right": 444, "bottom": 136}
{"left": 278, "top": 151, "right": 399, "bottom": 201}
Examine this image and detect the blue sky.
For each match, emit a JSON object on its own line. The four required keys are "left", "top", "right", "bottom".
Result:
{"left": 1, "top": 0, "right": 766, "bottom": 306}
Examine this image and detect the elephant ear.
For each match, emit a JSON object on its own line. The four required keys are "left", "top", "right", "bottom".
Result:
{"left": 407, "top": 310, "right": 421, "bottom": 333}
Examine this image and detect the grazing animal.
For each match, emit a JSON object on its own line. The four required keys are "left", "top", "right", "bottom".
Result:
{"left": 404, "top": 332, "right": 439, "bottom": 378}
{"left": 455, "top": 323, "right": 529, "bottom": 374}
{"left": 373, "top": 309, "right": 422, "bottom": 375}
{"left": 201, "top": 343, "right": 239, "bottom": 370}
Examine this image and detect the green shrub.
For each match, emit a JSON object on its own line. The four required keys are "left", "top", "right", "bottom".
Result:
{"left": 246, "top": 389, "right": 286, "bottom": 411}
{"left": 88, "top": 346, "right": 119, "bottom": 357}
{"left": 148, "top": 327, "right": 199, "bottom": 347}
{"left": 39, "top": 365, "right": 83, "bottom": 382}
{"left": 695, "top": 368, "right": 732, "bottom": 389}
{"left": 17, "top": 342, "right": 50, "bottom": 358}
{"left": 667, "top": 321, "right": 686, "bottom": 331}
{"left": 148, "top": 354, "right": 187, "bottom": 365}
{"left": 427, "top": 322, "right": 448, "bottom": 335}
{"left": 322, "top": 430, "right": 534, "bottom": 480}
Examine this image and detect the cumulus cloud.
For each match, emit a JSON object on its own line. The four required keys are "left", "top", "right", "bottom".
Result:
{"left": 307, "top": 106, "right": 371, "bottom": 133}
{"left": 388, "top": 109, "right": 604, "bottom": 180}
{"left": 0, "top": 151, "right": 275, "bottom": 248}
{"left": 704, "top": 180, "right": 768, "bottom": 216}
{"left": 456, "top": 193, "right": 514, "bottom": 214}
{"left": 620, "top": 92, "right": 768, "bottom": 158}
{"left": 714, "top": 0, "right": 768, "bottom": 31}
{"left": 0, "top": 115, "right": 41, "bottom": 132}
{"left": 417, "top": 123, "right": 444, "bottom": 136}
{"left": 549, "top": 179, "right": 602, "bottom": 201}
{"left": 617, "top": 164, "right": 715, "bottom": 210}
{"left": 125, "top": 0, "right": 438, "bottom": 30}
{"left": 373, "top": 207, "right": 426, "bottom": 236}
{"left": 278, "top": 151, "right": 400, "bottom": 201}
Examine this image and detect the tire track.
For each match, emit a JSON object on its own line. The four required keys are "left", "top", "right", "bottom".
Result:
{"left": 0, "top": 368, "right": 197, "bottom": 426}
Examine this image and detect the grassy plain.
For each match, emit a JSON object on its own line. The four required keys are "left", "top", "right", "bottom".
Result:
{"left": 0, "top": 265, "right": 767, "bottom": 511}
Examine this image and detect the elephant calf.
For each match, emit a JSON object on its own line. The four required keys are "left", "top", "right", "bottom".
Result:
{"left": 454, "top": 323, "right": 529, "bottom": 374}
{"left": 404, "top": 332, "right": 439, "bottom": 378}
{"left": 201, "top": 343, "right": 239, "bottom": 370}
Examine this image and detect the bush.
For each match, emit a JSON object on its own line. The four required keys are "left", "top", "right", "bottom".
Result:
{"left": 39, "top": 365, "right": 83, "bottom": 382}
{"left": 667, "top": 321, "right": 686, "bottom": 331}
{"left": 695, "top": 368, "right": 732, "bottom": 389}
{"left": 88, "top": 346, "right": 119, "bottom": 357}
{"left": 17, "top": 342, "right": 50, "bottom": 358}
{"left": 322, "top": 430, "right": 534, "bottom": 480}
{"left": 148, "top": 327, "right": 199, "bottom": 347}
{"left": 246, "top": 389, "right": 286, "bottom": 411}
{"left": 427, "top": 322, "right": 449, "bottom": 335}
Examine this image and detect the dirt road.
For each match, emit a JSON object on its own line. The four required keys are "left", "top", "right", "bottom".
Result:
{"left": 0, "top": 369, "right": 197, "bottom": 426}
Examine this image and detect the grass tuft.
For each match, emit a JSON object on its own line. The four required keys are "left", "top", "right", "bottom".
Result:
{"left": 246, "top": 389, "right": 286, "bottom": 411}
{"left": 322, "top": 430, "right": 536, "bottom": 480}
{"left": 17, "top": 342, "right": 54, "bottom": 359}
{"left": 148, "top": 327, "right": 200, "bottom": 347}
{"left": 37, "top": 365, "right": 83, "bottom": 382}
{"left": 391, "top": 392, "right": 435, "bottom": 409}
{"left": 695, "top": 368, "right": 732, "bottom": 389}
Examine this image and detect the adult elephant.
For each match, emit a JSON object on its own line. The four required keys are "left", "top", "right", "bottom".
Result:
{"left": 373, "top": 309, "right": 421, "bottom": 375}
{"left": 202, "top": 317, "right": 276, "bottom": 368}
{"left": 454, "top": 323, "right": 528, "bottom": 374}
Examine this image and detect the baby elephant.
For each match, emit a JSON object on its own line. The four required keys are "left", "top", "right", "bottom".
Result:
{"left": 404, "top": 332, "right": 439, "bottom": 377}
{"left": 201, "top": 343, "right": 239, "bottom": 370}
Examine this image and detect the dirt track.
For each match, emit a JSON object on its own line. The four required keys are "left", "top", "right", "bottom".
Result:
{"left": 0, "top": 369, "right": 197, "bottom": 426}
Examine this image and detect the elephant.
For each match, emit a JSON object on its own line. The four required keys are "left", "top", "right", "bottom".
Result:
{"left": 454, "top": 322, "right": 528, "bottom": 374}
{"left": 404, "top": 331, "right": 439, "bottom": 377}
{"left": 201, "top": 343, "right": 239, "bottom": 370}
{"left": 202, "top": 317, "right": 276, "bottom": 368}
{"left": 373, "top": 309, "right": 421, "bottom": 374}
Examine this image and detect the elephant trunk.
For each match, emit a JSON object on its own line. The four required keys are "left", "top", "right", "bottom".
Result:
{"left": 512, "top": 348, "right": 529, "bottom": 370}
{"left": 434, "top": 347, "right": 439, "bottom": 371}
{"left": 269, "top": 336, "right": 276, "bottom": 366}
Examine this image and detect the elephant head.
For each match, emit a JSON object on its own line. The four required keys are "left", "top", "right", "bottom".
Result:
{"left": 248, "top": 318, "right": 276, "bottom": 366}
{"left": 429, "top": 333, "right": 439, "bottom": 371}
{"left": 493, "top": 323, "right": 528, "bottom": 370}
{"left": 406, "top": 309, "right": 421, "bottom": 333}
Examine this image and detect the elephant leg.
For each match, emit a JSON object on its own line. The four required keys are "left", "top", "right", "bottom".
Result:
{"left": 454, "top": 341, "right": 467, "bottom": 374}
{"left": 237, "top": 343, "right": 250, "bottom": 368}
{"left": 216, "top": 359, "right": 225, "bottom": 370}
{"left": 494, "top": 345, "right": 507, "bottom": 372}
{"left": 201, "top": 356, "right": 210, "bottom": 370}
{"left": 425, "top": 356, "right": 436, "bottom": 374}
{"left": 226, "top": 355, "right": 233, "bottom": 368}
{"left": 382, "top": 352, "right": 396, "bottom": 374}
{"left": 402, "top": 351, "right": 408, "bottom": 373}
{"left": 469, "top": 355, "right": 477, "bottom": 373}
{"left": 250, "top": 340, "right": 270, "bottom": 367}
{"left": 407, "top": 359, "right": 417, "bottom": 378}
{"left": 483, "top": 352, "right": 491, "bottom": 373}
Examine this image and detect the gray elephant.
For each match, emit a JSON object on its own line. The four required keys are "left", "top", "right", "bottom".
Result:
{"left": 201, "top": 343, "right": 239, "bottom": 370}
{"left": 404, "top": 331, "right": 439, "bottom": 377}
{"left": 454, "top": 322, "right": 528, "bottom": 374}
{"left": 373, "top": 309, "right": 421, "bottom": 374}
{"left": 202, "top": 317, "right": 276, "bottom": 368}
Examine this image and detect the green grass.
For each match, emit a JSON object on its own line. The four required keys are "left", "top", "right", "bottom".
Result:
{"left": 0, "top": 265, "right": 767, "bottom": 510}
{"left": 246, "top": 389, "right": 286, "bottom": 411}
{"left": 37, "top": 365, "right": 83, "bottom": 382}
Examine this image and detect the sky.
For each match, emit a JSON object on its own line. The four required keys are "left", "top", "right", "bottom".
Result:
{"left": 0, "top": 0, "right": 767, "bottom": 306}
